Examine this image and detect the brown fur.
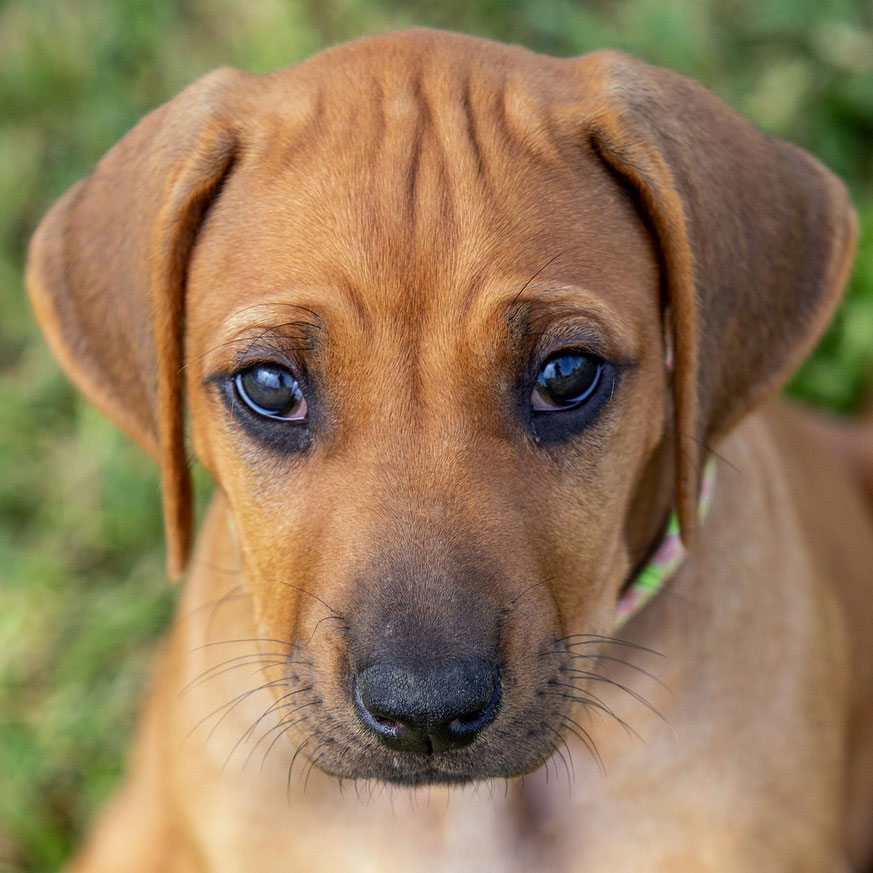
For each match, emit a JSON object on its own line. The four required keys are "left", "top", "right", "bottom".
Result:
{"left": 26, "top": 29, "right": 873, "bottom": 872}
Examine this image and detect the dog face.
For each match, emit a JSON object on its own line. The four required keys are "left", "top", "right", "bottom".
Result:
{"left": 27, "top": 30, "right": 854, "bottom": 785}
{"left": 185, "top": 126, "right": 665, "bottom": 780}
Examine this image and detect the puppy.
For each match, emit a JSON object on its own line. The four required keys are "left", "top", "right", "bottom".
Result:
{"left": 27, "top": 28, "right": 873, "bottom": 873}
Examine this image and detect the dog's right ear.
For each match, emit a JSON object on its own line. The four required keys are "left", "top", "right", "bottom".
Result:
{"left": 26, "top": 67, "right": 249, "bottom": 579}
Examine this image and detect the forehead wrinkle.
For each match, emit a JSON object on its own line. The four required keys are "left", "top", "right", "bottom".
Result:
{"left": 236, "top": 60, "right": 587, "bottom": 324}
{"left": 223, "top": 50, "right": 652, "bottom": 355}
{"left": 303, "top": 61, "right": 537, "bottom": 302}
{"left": 368, "top": 73, "right": 504, "bottom": 293}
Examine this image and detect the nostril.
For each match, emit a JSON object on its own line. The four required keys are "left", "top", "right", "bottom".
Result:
{"left": 353, "top": 679, "right": 410, "bottom": 743}
{"left": 446, "top": 674, "right": 501, "bottom": 737}
{"left": 449, "top": 705, "right": 494, "bottom": 734}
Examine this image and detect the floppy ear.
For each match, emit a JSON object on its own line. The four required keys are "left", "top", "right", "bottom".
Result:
{"left": 26, "top": 67, "right": 248, "bottom": 578}
{"left": 574, "top": 52, "right": 857, "bottom": 543}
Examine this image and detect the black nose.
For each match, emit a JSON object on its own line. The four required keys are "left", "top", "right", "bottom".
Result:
{"left": 353, "top": 659, "right": 501, "bottom": 753}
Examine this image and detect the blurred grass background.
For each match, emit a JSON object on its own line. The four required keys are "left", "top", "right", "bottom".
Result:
{"left": 1, "top": 0, "right": 872, "bottom": 870}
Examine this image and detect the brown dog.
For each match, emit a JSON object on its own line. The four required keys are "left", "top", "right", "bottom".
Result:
{"left": 26, "top": 28, "right": 873, "bottom": 873}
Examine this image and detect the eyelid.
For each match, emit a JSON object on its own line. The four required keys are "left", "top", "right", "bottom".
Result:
{"left": 525, "top": 316, "right": 607, "bottom": 359}
{"left": 199, "top": 321, "right": 318, "bottom": 385}
{"left": 538, "top": 343, "right": 607, "bottom": 364}
{"left": 532, "top": 335, "right": 637, "bottom": 378}
{"left": 202, "top": 353, "right": 305, "bottom": 388}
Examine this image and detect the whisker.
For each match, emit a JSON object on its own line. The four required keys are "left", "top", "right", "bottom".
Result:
{"left": 542, "top": 739, "right": 564, "bottom": 789}
{"left": 502, "top": 577, "right": 553, "bottom": 613}
{"left": 561, "top": 671, "right": 666, "bottom": 722}
{"left": 182, "top": 677, "right": 289, "bottom": 744}
{"left": 542, "top": 747, "right": 552, "bottom": 785}
{"left": 262, "top": 578, "right": 338, "bottom": 615}
{"left": 307, "top": 614, "right": 349, "bottom": 643}
{"left": 562, "top": 653, "right": 669, "bottom": 689}
{"left": 223, "top": 685, "right": 313, "bottom": 773}
{"left": 544, "top": 689, "right": 640, "bottom": 741}
{"left": 671, "top": 428, "right": 738, "bottom": 473}
{"left": 257, "top": 705, "right": 318, "bottom": 771}
{"left": 287, "top": 734, "right": 317, "bottom": 800}
{"left": 189, "top": 561, "right": 243, "bottom": 576}
{"left": 187, "top": 660, "right": 289, "bottom": 694}
{"left": 302, "top": 740, "right": 332, "bottom": 791}
{"left": 178, "top": 583, "right": 247, "bottom": 625}
{"left": 191, "top": 638, "right": 295, "bottom": 651}
{"left": 556, "top": 634, "right": 663, "bottom": 657}
{"left": 241, "top": 687, "right": 313, "bottom": 745}
{"left": 181, "top": 654, "right": 296, "bottom": 694}
{"left": 332, "top": 741, "right": 355, "bottom": 794}
{"left": 558, "top": 713, "right": 605, "bottom": 774}
{"left": 558, "top": 684, "right": 634, "bottom": 737}
{"left": 509, "top": 251, "right": 570, "bottom": 306}
{"left": 543, "top": 722, "right": 574, "bottom": 793}
{"left": 205, "top": 679, "right": 292, "bottom": 746}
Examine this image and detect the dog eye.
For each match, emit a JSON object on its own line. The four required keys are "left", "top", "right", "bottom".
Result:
{"left": 234, "top": 364, "right": 307, "bottom": 420}
{"left": 531, "top": 351, "right": 603, "bottom": 411}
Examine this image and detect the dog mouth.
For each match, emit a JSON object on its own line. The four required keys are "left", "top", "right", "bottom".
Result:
{"left": 349, "top": 763, "right": 507, "bottom": 787}
{"left": 301, "top": 730, "right": 556, "bottom": 786}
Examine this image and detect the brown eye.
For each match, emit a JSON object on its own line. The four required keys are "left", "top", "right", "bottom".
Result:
{"left": 234, "top": 364, "right": 307, "bottom": 420}
{"left": 532, "top": 352, "right": 603, "bottom": 411}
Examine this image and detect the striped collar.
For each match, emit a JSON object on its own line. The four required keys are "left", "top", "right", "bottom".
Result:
{"left": 613, "top": 458, "right": 717, "bottom": 630}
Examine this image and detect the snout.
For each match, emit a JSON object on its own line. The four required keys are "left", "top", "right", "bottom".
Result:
{"left": 291, "top": 546, "right": 565, "bottom": 782}
{"left": 353, "top": 659, "right": 501, "bottom": 754}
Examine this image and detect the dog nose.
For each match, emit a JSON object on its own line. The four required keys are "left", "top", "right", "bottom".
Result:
{"left": 353, "top": 659, "right": 501, "bottom": 753}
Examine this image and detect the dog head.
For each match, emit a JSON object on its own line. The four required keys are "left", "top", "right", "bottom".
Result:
{"left": 27, "top": 29, "right": 855, "bottom": 784}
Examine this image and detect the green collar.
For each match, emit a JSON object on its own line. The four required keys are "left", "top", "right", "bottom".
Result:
{"left": 613, "top": 458, "right": 717, "bottom": 630}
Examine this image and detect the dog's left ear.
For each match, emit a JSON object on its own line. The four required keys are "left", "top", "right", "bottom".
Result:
{"left": 26, "top": 68, "right": 249, "bottom": 578}
{"left": 572, "top": 52, "right": 858, "bottom": 543}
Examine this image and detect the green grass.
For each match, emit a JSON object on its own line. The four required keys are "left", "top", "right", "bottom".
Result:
{"left": 1, "top": 1, "right": 872, "bottom": 870}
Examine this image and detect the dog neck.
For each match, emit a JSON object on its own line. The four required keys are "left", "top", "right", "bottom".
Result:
{"left": 615, "top": 457, "right": 717, "bottom": 629}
